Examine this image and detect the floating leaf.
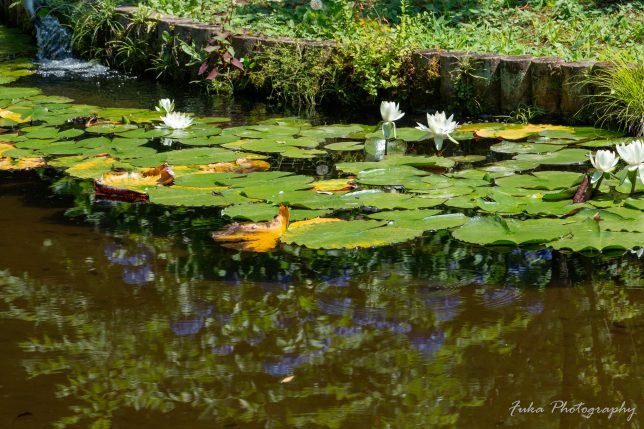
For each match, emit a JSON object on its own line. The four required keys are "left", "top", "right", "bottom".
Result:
{"left": 128, "top": 147, "right": 242, "bottom": 167}
{"left": 0, "top": 156, "right": 45, "bottom": 170}
{"left": 147, "top": 186, "right": 247, "bottom": 207}
{"left": 475, "top": 124, "right": 571, "bottom": 140}
{"left": 325, "top": 141, "right": 364, "bottom": 151}
{"left": 452, "top": 217, "right": 573, "bottom": 246}
{"left": 368, "top": 211, "right": 468, "bottom": 231}
{"left": 490, "top": 141, "right": 565, "bottom": 154}
{"left": 223, "top": 203, "right": 330, "bottom": 222}
{"left": 495, "top": 171, "right": 584, "bottom": 190}
{"left": 551, "top": 221, "right": 642, "bottom": 252}
{"left": 311, "top": 178, "right": 357, "bottom": 192}
{"left": 357, "top": 166, "right": 429, "bottom": 186}
{"left": 282, "top": 219, "right": 423, "bottom": 249}
{"left": 213, "top": 205, "right": 290, "bottom": 252}
{"left": 513, "top": 148, "right": 590, "bottom": 165}
{"left": 66, "top": 156, "right": 133, "bottom": 179}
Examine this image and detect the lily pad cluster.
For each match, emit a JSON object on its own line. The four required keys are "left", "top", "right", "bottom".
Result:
{"left": 0, "top": 30, "right": 642, "bottom": 253}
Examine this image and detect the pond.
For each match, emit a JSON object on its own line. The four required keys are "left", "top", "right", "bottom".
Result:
{"left": 1, "top": 24, "right": 643, "bottom": 429}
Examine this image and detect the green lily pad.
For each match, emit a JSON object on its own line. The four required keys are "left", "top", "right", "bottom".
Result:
{"left": 368, "top": 211, "right": 467, "bottom": 231}
{"left": 282, "top": 219, "right": 423, "bottom": 249}
{"left": 490, "top": 141, "right": 565, "bottom": 154}
{"left": 495, "top": 171, "right": 584, "bottom": 190}
{"left": 452, "top": 216, "right": 573, "bottom": 246}
{"left": 0, "top": 87, "right": 41, "bottom": 100}
{"left": 513, "top": 148, "right": 590, "bottom": 165}
{"left": 551, "top": 218, "right": 642, "bottom": 252}
{"left": 448, "top": 155, "right": 487, "bottom": 163}
{"left": 222, "top": 203, "right": 331, "bottom": 222}
{"left": 336, "top": 155, "right": 455, "bottom": 174}
{"left": 339, "top": 190, "right": 444, "bottom": 210}
{"left": 357, "top": 165, "right": 429, "bottom": 186}
{"left": 325, "top": 141, "right": 364, "bottom": 151}
{"left": 86, "top": 124, "right": 139, "bottom": 134}
{"left": 299, "top": 124, "right": 367, "bottom": 139}
{"left": 128, "top": 147, "right": 242, "bottom": 167}
{"left": 538, "top": 126, "right": 622, "bottom": 141}
{"left": 147, "top": 187, "right": 248, "bottom": 207}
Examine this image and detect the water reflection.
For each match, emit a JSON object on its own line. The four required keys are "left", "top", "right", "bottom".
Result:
{"left": 0, "top": 175, "right": 643, "bottom": 428}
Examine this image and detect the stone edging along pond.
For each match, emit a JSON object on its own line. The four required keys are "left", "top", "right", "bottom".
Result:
{"left": 1, "top": 2, "right": 610, "bottom": 119}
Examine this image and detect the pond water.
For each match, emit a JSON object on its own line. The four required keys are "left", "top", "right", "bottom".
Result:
{"left": 1, "top": 24, "right": 643, "bottom": 429}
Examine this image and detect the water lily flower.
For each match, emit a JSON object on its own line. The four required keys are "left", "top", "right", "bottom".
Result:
{"left": 615, "top": 140, "right": 644, "bottom": 194}
{"left": 416, "top": 111, "right": 459, "bottom": 151}
{"left": 155, "top": 98, "right": 175, "bottom": 114}
{"left": 380, "top": 101, "right": 404, "bottom": 139}
{"left": 160, "top": 112, "right": 193, "bottom": 129}
{"left": 588, "top": 149, "right": 619, "bottom": 196}
{"left": 588, "top": 149, "right": 619, "bottom": 179}
{"left": 616, "top": 139, "right": 644, "bottom": 171}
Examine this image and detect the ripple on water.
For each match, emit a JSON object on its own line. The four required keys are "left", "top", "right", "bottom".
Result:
{"left": 478, "top": 286, "right": 523, "bottom": 309}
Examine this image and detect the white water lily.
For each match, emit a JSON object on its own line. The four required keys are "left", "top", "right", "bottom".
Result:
{"left": 615, "top": 139, "right": 644, "bottom": 171}
{"left": 160, "top": 112, "right": 193, "bottom": 129}
{"left": 155, "top": 98, "right": 175, "bottom": 114}
{"left": 380, "top": 101, "right": 404, "bottom": 139}
{"left": 589, "top": 149, "right": 619, "bottom": 173}
{"left": 416, "top": 111, "right": 459, "bottom": 151}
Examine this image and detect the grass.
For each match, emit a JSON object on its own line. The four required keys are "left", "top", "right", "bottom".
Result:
{"left": 582, "top": 57, "right": 644, "bottom": 136}
{"left": 133, "top": 0, "right": 644, "bottom": 62}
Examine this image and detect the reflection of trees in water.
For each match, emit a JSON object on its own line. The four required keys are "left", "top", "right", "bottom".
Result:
{"left": 1, "top": 243, "right": 642, "bottom": 427}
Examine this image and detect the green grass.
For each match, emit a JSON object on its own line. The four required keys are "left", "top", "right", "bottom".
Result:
{"left": 133, "top": 0, "right": 644, "bottom": 62}
{"left": 583, "top": 57, "right": 644, "bottom": 136}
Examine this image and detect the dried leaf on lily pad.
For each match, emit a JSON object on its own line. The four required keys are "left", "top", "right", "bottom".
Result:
{"left": 93, "top": 180, "right": 149, "bottom": 203}
{"left": 198, "top": 158, "right": 270, "bottom": 174}
{"left": 65, "top": 155, "right": 133, "bottom": 179}
{"left": 311, "top": 178, "right": 357, "bottom": 192}
{"left": 98, "top": 163, "right": 175, "bottom": 190}
{"left": 0, "top": 108, "right": 30, "bottom": 123}
{"left": 0, "top": 156, "right": 46, "bottom": 170}
{"left": 212, "top": 205, "right": 290, "bottom": 252}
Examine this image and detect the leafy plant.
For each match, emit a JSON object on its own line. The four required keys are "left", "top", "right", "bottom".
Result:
{"left": 247, "top": 42, "right": 342, "bottom": 109}
{"left": 583, "top": 56, "right": 644, "bottom": 136}
{"left": 179, "top": 32, "right": 245, "bottom": 95}
{"left": 149, "top": 30, "right": 183, "bottom": 80}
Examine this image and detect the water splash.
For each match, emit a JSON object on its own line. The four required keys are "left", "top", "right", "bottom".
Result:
{"left": 35, "top": 15, "right": 73, "bottom": 60}
{"left": 33, "top": 15, "right": 117, "bottom": 79}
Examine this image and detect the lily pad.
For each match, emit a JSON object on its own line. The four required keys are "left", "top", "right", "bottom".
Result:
{"left": 490, "top": 141, "right": 565, "bottom": 154}
{"left": 452, "top": 216, "right": 573, "bottom": 246}
{"left": 128, "top": 147, "right": 242, "bottom": 167}
{"left": 282, "top": 219, "right": 423, "bottom": 249}
{"left": 495, "top": 171, "right": 584, "bottom": 190}
{"left": 147, "top": 187, "right": 248, "bottom": 207}
{"left": 325, "top": 141, "right": 364, "bottom": 151}
{"left": 368, "top": 211, "right": 467, "bottom": 231}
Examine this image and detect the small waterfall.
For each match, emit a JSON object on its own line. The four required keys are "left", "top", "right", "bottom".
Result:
{"left": 23, "top": 1, "right": 115, "bottom": 79}
{"left": 35, "top": 15, "right": 73, "bottom": 60}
